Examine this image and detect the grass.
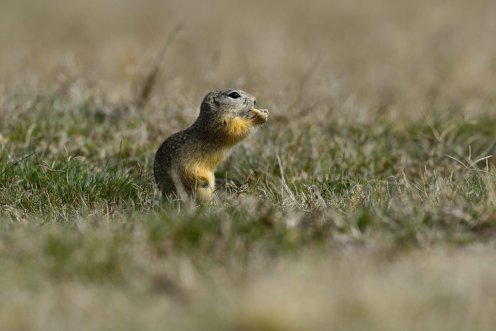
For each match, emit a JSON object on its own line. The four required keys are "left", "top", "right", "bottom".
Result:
{"left": 2, "top": 0, "right": 496, "bottom": 330}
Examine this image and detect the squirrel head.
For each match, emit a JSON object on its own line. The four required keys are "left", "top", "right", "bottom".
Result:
{"left": 199, "top": 89, "right": 267, "bottom": 124}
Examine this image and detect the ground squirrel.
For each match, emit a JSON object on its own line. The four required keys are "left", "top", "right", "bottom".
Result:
{"left": 154, "top": 89, "right": 269, "bottom": 202}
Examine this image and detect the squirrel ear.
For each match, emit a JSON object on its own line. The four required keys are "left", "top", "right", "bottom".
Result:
{"left": 212, "top": 96, "right": 220, "bottom": 106}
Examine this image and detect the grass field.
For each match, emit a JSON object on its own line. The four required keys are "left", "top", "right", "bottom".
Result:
{"left": 1, "top": 0, "right": 496, "bottom": 330}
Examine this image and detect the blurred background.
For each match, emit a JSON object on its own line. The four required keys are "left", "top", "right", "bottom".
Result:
{"left": 1, "top": 0, "right": 496, "bottom": 123}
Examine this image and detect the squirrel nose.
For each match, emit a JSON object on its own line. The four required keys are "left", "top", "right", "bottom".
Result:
{"left": 253, "top": 99, "right": 257, "bottom": 106}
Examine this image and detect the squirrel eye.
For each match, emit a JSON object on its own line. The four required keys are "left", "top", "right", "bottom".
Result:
{"left": 228, "top": 91, "right": 241, "bottom": 99}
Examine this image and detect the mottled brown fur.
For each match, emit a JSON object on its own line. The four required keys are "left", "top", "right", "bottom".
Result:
{"left": 154, "top": 89, "right": 268, "bottom": 202}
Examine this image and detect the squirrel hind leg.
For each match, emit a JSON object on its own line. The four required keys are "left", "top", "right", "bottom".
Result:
{"left": 193, "top": 175, "right": 215, "bottom": 202}
{"left": 195, "top": 185, "right": 214, "bottom": 202}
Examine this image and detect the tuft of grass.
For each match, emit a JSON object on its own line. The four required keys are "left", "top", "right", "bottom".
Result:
{"left": 1, "top": 156, "right": 151, "bottom": 216}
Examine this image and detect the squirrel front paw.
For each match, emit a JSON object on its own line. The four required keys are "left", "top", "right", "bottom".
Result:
{"left": 247, "top": 108, "right": 269, "bottom": 124}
